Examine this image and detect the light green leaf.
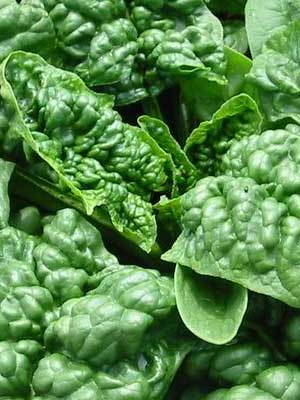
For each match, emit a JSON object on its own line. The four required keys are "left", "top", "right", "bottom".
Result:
{"left": 180, "top": 47, "right": 252, "bottom": 123}
{"left": 175, "top": 265, "right": 248, "bottom": 344}
{"left": 245, "top": 0, "right": 300, "bottom": 57}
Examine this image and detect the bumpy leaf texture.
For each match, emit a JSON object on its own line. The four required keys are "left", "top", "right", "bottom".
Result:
{"left": 0, "top": 51, "right": 172, "bottom": 252}
{"left": 204, "top": 364, "right": 300, "bottom": 400}
{"left": 184, "top": 93, "right": 262, "bottom": 175}
{"left": 164, "top": 124, "right": 300, "bottom": 307}
{"left": 247, "top": 21, "right": 300, "bottom": 123}
{"left": 0, "top": 159, "right": 191, "bottom": 399}
{"left": 0, "top": 0, "right": 226, "bottom": 104}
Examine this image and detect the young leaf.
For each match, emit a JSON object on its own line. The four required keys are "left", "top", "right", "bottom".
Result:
{"left": 175, "top": 265, "right": 248, "bottom": 344}
{"left": 138, "top": 115, "right": 199, "bottom": 196}
{"left": 180, "top": 47, "right": 252, "bottom": 123}
{"left": 185, "top": 93, "right": 262, "bottom": 175}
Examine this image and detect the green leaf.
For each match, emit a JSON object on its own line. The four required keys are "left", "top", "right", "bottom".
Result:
{"left": 34, "top": 208, "right": 118, "bottom": 303}
{"left": 245, "top": 0, "right": 300, "bottom": 57}
{"left": 180, "top": 47, "right": 252, "bottom": 123}
{"left": 33, "top": 342, "right": 189, "bottom": 400}
{"left": 209, "top": 342, "right": 273, "bottom": 385}
{"left": 163, "top": 174, "right": 300, "bottom": 307}
{"left": 205, "top": 364, "right": 300, "bottom": 399}
{"left": 184, "top": 93, "right": 262, "bottom": 175}
{"left": 132, "top": 0, "right": 226, "bottom": 82}
{"left": 0, "top": 51, "right": 171, "bottom": 252}
{"left": 10, "top": 206, "right": 42, "bottom": 236}
{"left": 223, "top": 21, "right": 248, "bottom": 54}
{"left": 0, "top": 0, "right": 56, "bottom": 61}
{"left": 256, "top": 364, "right": 300, "bottom": 399}
{"left": 0, "top": 0, "right": 138, "bottom": 87}
{"left": 204, "top": 386, "right": 276, "bottom": 400}
{"left": 175, "top": 265, "right": 248, "bottom": 344}
{"left": 155, "top": 196, "right": 182, "bottom": 244}
{"left": 138, "top": 115, "right": 199, "bottom": 196}
{"left": 0, "top": 340, "right": 43, "bottom": 397}
{"left": 247, "top": 21, "right": 300, "bottom": 124}
{"left": 0, "top": 0, "right": 227, "bottom": 105}
{"left": 10, "top": 167, "right": 165, "bottom": 268}
{"left": 0, "top": 158, "right": 14, "bottom": 229}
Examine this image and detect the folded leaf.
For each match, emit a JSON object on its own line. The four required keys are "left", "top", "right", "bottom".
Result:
{"left": 185, "top": 94, "right": 262, "bottom": 175}
{"left": 180, "top": 47, "right": 252, "bottom": 123}
{"left": 174, "top": 265, "right": 248, "bottom": 344}
{"left": 138, "top": 115, "right": 199, "bottom": 196}
{"left": 0, "top": 51, "right": 170, "bottom": 251}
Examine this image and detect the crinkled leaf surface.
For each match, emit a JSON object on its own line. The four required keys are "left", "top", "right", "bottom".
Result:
{"left": 0, "top": 0, "right": 226, "bottom": 105}
{"left": 108, "top": 0, "right": 227, "bottom": 104}
{"left": 205, "top": 386, "right": 276, "bottom": 400}
{"left": 247, "top": 21, "right": 300, "bottom": 124}
{"left": 0, "top": 164, "right": 191, "bottom": 399}
{"left": 204, "top": 364, "right": 300, "bottom": 400}
{"left": 34, "top": 208, "right": 118, "bottom": 303}
{"left": 209, "top": 342, "right": 274, "bottom": 386}
{"left": 138, "top": 115, "right": 199, "bottom": 196}
{"left": 0, "top": 0, "right": 138, "bottom": 87}
{"left": 0, "top": 51, "right": 171, "bottom": 252}
{"left": 0, "top": 340, "right": 43, "bottom": 397}
{"left": 221, "top": 123, "right": 300, "bottom": 189}
{"left": 163, "top": 173, "right": 300, "bottom": 307}
{"left": 185, "top": 93, "right": 262, "bottom": 175}
{"left": 32, "top": 342, "right": 188, "bottom": 400}
{"left": 175, "top": 265, "right": 248, "bottom": 344}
